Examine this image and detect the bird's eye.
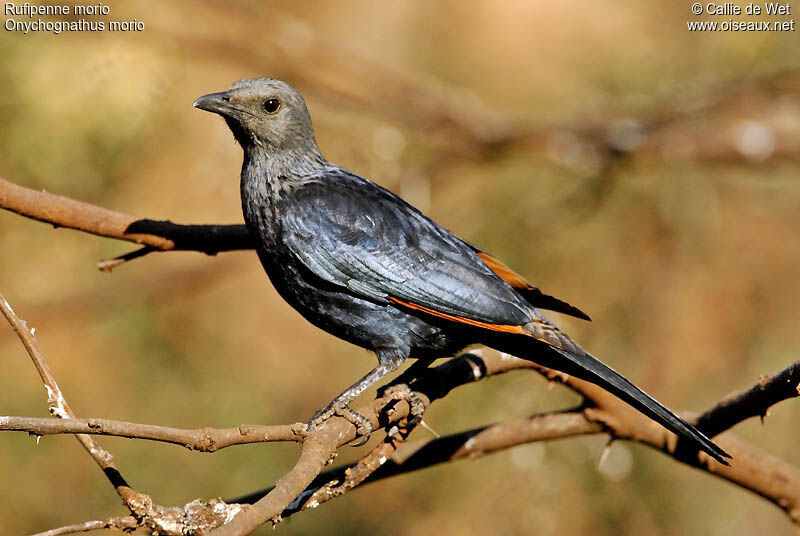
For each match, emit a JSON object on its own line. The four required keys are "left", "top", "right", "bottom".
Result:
{"left": 264, "top": 98, "right": 281, "bottom": 114}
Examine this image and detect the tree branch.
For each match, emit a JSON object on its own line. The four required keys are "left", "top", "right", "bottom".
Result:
{"left": 234, "top": 353, "right": 800, "bottom": 525}
{"left": 694, "top": 360, "right": 800, "bottom": 438}
{"left": 0, "top": 177, "right": 253, "bottom": 270}
{"left": 271, "top": 409, "right": 600, "bottom": 517}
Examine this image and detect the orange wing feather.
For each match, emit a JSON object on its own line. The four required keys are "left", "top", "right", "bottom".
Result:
{"left": 387, "top": 297, "right": 527, "bottom": 335}
{"left": 387, "top": 296, "right": 562, "bottom": 348}
{"left": 475, "top": 252, "right": 591, "bottom": 321}
{"left": 475, "top": 252, "right": 535, "bottom": 290}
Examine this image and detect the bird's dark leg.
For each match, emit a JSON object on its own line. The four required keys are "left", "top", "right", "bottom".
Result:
{"left": 308, "top": 351, "right": 407, "bottom": 443}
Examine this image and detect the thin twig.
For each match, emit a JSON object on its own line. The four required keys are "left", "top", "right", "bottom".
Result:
{"left": 0, "top": 293, "right": 131, "bottom": 493}
{"left": 30, "top": 516, "right": 138, "bottom": 536}
{"left": 1, "top": 293, "right": 244, "bottom": 534}
{"left": 0, "top": 416, "right": 303, "bottom": 450}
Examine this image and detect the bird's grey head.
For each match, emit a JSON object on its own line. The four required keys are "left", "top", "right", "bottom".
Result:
{"left": 193, "top": 78, "right": 323, "bottom": 161}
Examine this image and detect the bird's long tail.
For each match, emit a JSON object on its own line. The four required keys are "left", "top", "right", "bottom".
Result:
{"left": 486, "top": 333, "right": 731, "bottom": 465}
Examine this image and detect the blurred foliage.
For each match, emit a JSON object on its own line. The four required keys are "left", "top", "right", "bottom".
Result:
{"left": 1, "top": 0, "right": 800, "bottom": 534}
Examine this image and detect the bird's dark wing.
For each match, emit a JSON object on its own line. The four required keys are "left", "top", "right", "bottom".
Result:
{"left": 280, "top": 169, "right": 535, "bottom": 328}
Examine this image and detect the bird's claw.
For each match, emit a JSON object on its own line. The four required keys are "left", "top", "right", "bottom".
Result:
{"left": 384, "top": 384, "right": 425, "bottom": 429}
{"left": 308, "top": 402, "right": 373, "bottom": 446}
{"left": 307, "top": 382, "right": 424, "bottom": 447}
{"left": 336, "top": 405, "right": 372, "bottom": 446}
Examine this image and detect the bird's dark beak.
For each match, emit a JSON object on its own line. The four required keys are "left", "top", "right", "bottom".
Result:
{"left": 193, "top": 91, "right": 234, "bottom": 117}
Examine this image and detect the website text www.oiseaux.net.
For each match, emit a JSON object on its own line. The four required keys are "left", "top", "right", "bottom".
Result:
{"left": 687, "top": 2, "right": 795, "bottom": 31}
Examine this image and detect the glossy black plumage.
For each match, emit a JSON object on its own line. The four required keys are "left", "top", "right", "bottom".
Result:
{"left": 194, "top": 78, "right": 730, "bottom": 465}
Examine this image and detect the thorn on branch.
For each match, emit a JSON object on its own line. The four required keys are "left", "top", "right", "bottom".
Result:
{"left": 419, "top": 420, "right": 440, "bottom": 438}
{"left": 598, "top": 443, "right": 612, "bottom": 468}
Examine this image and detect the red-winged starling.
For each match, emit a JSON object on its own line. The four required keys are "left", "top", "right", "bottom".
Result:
{"left": 193, "top": 78, "right": 730, "bottom": 465}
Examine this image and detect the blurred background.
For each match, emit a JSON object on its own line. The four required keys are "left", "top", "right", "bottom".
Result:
{"left": 2, "top": 1, "right": 800, "bottom": 534}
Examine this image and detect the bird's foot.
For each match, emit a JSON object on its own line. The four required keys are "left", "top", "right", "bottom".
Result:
{"left": 336, "top": 405, "right": 373, "bottom": 446}
{"left": 383, "top": 384, "right": 425, "bottom": 432}
{"left": 308, "top": 402, "right": 373, "bottom": 447}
